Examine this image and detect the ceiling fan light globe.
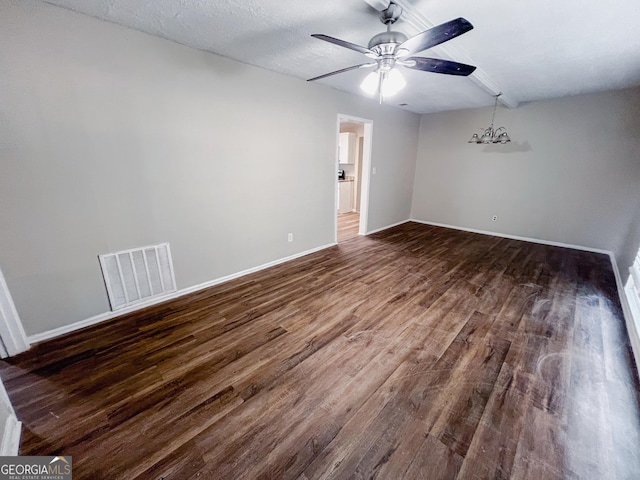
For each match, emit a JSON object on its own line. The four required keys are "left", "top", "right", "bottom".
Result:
{"left": 381, "top": 68, "right": 406, "bottom": 97}
{"left": 468, "top": 133, "right": 480, "bottom": 143}
{"left": 360, "top": 71, "right": 379, "bottom": 95}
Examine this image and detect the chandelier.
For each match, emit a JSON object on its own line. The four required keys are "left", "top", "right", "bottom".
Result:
{"left": 468, "top": 93, "right": 511, "bottom": 144}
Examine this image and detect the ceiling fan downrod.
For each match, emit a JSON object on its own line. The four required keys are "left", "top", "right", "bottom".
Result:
{"left": 379, "top": 2, "right": 402, "bottom": 27}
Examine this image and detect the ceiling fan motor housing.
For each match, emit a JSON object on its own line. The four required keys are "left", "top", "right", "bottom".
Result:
{"left": 367, "top": 31, "right": 408, "bottom": 56}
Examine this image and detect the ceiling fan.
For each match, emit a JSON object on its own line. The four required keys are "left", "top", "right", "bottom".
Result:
{"left": 307, "top": 2, "right": 476, "bottom": 102}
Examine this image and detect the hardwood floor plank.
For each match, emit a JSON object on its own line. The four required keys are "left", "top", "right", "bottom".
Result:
{"left": 2, "top": 222, "right": 638, "bottom": 479}
{"left": 132, "top": 439, "right": 205, "bottom": 480}
{"left": 72, "top": 385, "right": 241, "bottom": 479}
{"left": 337, "top": 212, "right": 359, "bottom": 242}
{"left": 193, "top": 301, "right": 432, "bottom": 478}
{"left": 401, "top": 434, "right": 464, "bottom": 480}
{"left": 309, "top": 311, "right": 494, "bottom": 479}
{"left": 299, "top": 327, "right": 457, "bottom": 480}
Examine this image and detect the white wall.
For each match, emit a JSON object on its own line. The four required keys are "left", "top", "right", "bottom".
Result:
{"left": 0, "top": 0, "right": 419, "bottom": 336}
{"left": 411, "top": 87, "right": 640, "bottom": 277}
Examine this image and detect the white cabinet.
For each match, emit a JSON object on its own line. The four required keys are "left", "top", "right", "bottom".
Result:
{"left": 339, "top": 132, "right": 357, "bottom": 165}
{"left": 338, "top": 181, "right": 353, "bottom": 213}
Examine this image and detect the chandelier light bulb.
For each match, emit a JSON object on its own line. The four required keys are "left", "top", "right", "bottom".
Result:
{"left": 467, "top": 133, "right": 480, "bottom": 143}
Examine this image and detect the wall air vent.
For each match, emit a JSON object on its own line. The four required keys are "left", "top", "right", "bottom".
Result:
{"left": 99, "top": 243, "right": 177, "bottom": 311}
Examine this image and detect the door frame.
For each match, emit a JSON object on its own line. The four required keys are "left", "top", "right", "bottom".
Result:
{"left": 335, "top": 114, "right": 373, "bottom": 241}
{"left": 0, "top": 268, "right": 29, "bottom": 357}
{"left": 0, "top": 378, "right": 21, "bottom": 455}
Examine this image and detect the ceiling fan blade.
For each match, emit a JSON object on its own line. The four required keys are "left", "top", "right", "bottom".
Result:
{"left": 397, "top": 18, "right": 473, "bottom": 57}
{"left": 311, "top": 34, "right": 377, "bottom": 57}
{"left": 404, "top": 57, "right": 476, "bottom": 76}
{"left": 307, "top": 63, "right": 376, "bottom": 82}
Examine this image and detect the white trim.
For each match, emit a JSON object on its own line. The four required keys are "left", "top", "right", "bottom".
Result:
{"left": 365, "top": 219, "right": 411, "bottom": 236}
{"left": 357, "top": 121, "right": 373, "bottom": 236}
{"left": 0, "top": 269, "right": 29, "bottom": 357}
{"left": 609, "top": 254, "right": 640, "bottom": 372}
{"left": 26, "top": 215, "right": 640, "bottom": 375}
{"left": 28, "top": 242, "right": 337, "bottom": 344}
{"left": 410, "top": 219, "right": 611, "bottom": 254}
{"left": 0, "top": 416, "right": 21, "bottom": 456}
{"left": 0, "top": 378, "right": 21, "bottom": 456}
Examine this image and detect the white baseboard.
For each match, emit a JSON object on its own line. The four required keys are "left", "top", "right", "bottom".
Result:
{"left": 410, "top": 219, "right": 612, "bottom": 254}
{"left": 27, "top": 218, "right": 640, "bottom": 375}
{"left": 365, "top": 219, "right": 411, "bottom": 236}
{"left": 28, "top": 243, "right": 337, "bottom": 344}
{"left": 411, "top": 218, "right": 640, "bottom": 371}
{"left": 27, "top": 219, "right": 418, "bottom": 343}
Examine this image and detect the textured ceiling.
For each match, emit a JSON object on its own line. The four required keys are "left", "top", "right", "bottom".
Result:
{"left": 42, "top": 0, "right": 640, "bottom": 114}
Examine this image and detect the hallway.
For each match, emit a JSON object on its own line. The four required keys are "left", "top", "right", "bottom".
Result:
{"left": 337, "top": 212, "right": 359, "bottom": 242}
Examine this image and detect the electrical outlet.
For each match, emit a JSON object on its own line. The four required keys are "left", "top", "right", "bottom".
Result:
{"left": 287, "top": 233, "right": 293, "bottom": 242}
{"left": 492, "top": 215, "right": 498, "bottom": 222}
{"left": 372, "top": 167, "right": 377, "bottom": 175}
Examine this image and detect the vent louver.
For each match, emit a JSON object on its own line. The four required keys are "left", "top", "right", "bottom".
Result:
{"left": 99, "top": 243, "right": 176, "bottom": 311}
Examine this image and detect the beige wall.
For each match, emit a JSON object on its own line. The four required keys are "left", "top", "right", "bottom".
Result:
{"left": 411, "top": 88, "right": 640, "bottom": 279}
{"left": 0, "top": 0, "right": 419, "bottom": 335}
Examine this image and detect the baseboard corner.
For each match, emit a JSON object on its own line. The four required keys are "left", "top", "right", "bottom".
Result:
{"left": 366, "top": 219, "right": 411, "bottom": 235}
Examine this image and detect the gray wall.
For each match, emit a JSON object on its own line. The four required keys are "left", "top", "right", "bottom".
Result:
{"left": 412, "top": 88, "right": 640, "bottom": 279}
{"left": 0, "top": 0, "right": 420, "bottom": 335}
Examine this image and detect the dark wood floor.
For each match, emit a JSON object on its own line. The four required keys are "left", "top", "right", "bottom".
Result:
{"left": 338, "top": 212, "right": 359, "bottom": 242}
{"left": 2, "top": 222, "right": 640, "bottom": 479}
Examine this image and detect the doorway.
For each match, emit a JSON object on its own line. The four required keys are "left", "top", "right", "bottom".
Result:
{"left": 335, "top": 115, "right": 373, "bottom": 243}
